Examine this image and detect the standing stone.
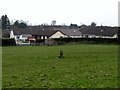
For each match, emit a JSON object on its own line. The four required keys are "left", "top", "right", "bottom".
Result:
{"left": 58, "top": 50, "right": 64, "bottom": 58}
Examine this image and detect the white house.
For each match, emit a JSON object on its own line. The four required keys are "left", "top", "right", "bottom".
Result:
{"left": 10, "top": 27, "right": 33, "bottom": 45}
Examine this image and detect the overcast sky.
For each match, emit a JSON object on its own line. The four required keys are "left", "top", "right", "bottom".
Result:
{"left": 1, "top": 0, "right": 119, "bottom": 26}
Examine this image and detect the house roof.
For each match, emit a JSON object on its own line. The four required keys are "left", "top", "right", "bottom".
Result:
{"left": 54, "top": 29, "right": 82, "bottom": 36}
{"left": 10, "top": 26, "right": 82, "bottom": 37}
{"left": 10, "top": 26, "right": 58, "bottom": 37}
{"left": 80, "top": 26, "right": 118, "bottom": 37}
{"left": 11, "top": 26, "right": 31, "bottom": 35}
{"left": 29, "top": 26, "right": 43, "bottom": 35}
{"left": 43, "top": 25, "right": 70, "bottom": 30}
{"left": 29, "top": 26, "right": 58, "bottom": 37}
{"left": 10, "top": 25, "right": 118, "bottom": 38}
{"left": 22, "top": 34, "right": 32, "bottom": 37}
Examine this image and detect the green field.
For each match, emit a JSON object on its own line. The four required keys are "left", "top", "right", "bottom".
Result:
{"left": 2, "top": 44, "right": 118, "bottom": 88}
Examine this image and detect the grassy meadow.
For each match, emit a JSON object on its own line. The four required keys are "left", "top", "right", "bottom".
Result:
{"left": 2, "top": 44, "right": 118, "bottom": 88}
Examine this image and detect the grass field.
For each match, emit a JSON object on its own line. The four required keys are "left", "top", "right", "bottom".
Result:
{"left": 2, "top": 44, "right": 118, "bottom": 88}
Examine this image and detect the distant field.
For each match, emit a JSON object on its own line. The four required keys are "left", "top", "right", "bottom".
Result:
{"left": 2, "top": 44, "right": 118, "bottom": 88}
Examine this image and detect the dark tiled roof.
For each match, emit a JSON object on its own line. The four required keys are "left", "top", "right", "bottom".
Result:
{"left": 43, "top": 25, "right": 70, "bottom": 30}
{"left": 54, "top": 29, "right": 82, "bottom": 36}
{"left": 11, "top": 26, "right": 81, "bottom": 37}
{"left": 11, "top": 26, "right": 31, "bottom": 35}
{"left": 29, "top": 26, "right": 58, "bottom": 37}
{"left": 43, "top": 26, "right": 81, "bottom": 36}
{"left": 10, "top": 26, "right": 118, "bottom": 38}
{"left": 29, "top": 26, "right": 43, "bottom": 35}
{"left": 80, "top": 26, "right": 118, "bottom": 37}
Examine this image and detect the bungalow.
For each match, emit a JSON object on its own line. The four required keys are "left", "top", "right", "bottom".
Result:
{"left": 80, "top": 26, "right": 118, "bottom": 38}
{"left": 29, "top": 26, "right": 82, "bottom": 39}
{"left": 29, "top": 26, "right": 64, "bottom": 39}
{"left": 10, "top": 26, "right": 82, "bottom": 40}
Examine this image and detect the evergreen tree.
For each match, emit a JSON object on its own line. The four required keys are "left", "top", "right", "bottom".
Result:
{"left": 1, "top": 15, "right": 10, "bottom": 29}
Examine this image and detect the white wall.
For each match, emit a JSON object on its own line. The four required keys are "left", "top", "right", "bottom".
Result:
{"left": 49, "top": 31, "right": 66, "bottom": 38}
{"left": 10, "top": 30, "right": 15, "bottom": 38}
{"left": 69, "top": 36, "right": 82, "bottom": 38}
{"left": 19, "top": 35, "right": 28, "bottom": 41}
{"left": 14, "top": 34, "right": 31, "bottom": 45}
{"left": 112, "top": 34, "right": 117, "bottom": 38}
{"left": 99, "top": 34, "right": 118, "bottom": 38}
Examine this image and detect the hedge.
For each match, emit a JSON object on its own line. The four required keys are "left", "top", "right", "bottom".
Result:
{"left": 2, "top": 38, "right": 16, "bottom": 46}
{"left": 53, "top": 38, "right": 118, "bottom": 45}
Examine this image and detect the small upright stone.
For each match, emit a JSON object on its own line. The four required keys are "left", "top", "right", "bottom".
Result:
{"left": 58, "top": 50, "right": 64, "bottom": 58}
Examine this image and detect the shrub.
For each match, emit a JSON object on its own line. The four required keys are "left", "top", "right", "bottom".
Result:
{"left": 2, "top": 38, "right": 16, "bottom": 46}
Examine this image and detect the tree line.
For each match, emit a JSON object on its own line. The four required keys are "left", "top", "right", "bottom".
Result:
{"left": 0, "top": 15, "right": 97, "bottom": 29}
